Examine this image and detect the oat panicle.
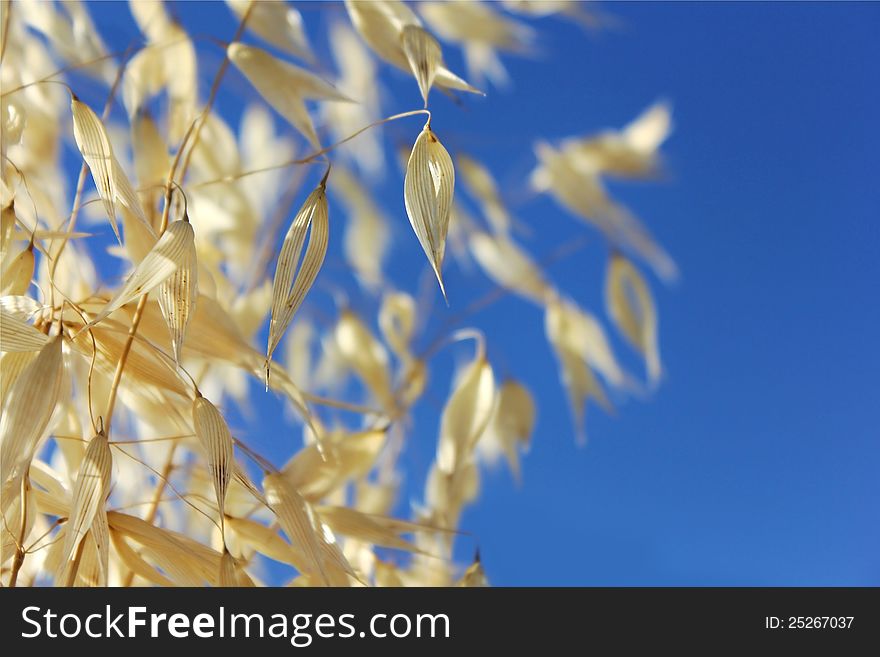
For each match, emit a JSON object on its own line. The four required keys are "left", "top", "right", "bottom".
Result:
{"left": 0, "top": 0, "right": 677, "bottom": 588}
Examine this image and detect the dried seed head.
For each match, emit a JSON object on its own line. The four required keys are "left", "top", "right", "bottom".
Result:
{"left": 469, "top": 231, "right": 550, "bottom": 305}
{"left": 401, "top": 25, "right": 441, "bottom": 106}
{"left": 157, "top": 228, "right": 198, "bottom": 364}
{"left": 58, "top": 431, "right": 113, "bottom": 582}
{"left": 267, "top": 182, "right": 330, "bottom": 374}
{"left": 404, "top": 125, "right": 455, "bottom": 300}
{"left": 479, "top": 380, "right": 536, "bottom": 481}
{"left": 228, "top": 42, "right": 350, "bottom": 148}
{"left": 91, "top": 219, "right": 195, "bottom": 325}
{"left": 1, "top": 242, "right": 35, "bottom": 296}
{"left": 606, "top": 253, "right": 661, "bottom": 384}
{"left": 264, "top": 472, "right": 332, "bottom": 585}
{"left": 544, "top": 297, "right": 615, "bottom": 443}
{"left": 71, "top": 98, "right": 152, "bottom": 243}
{"left": 334, "top": 310, "right": 393, "bottom": 410}
{"left": 192, "top": 394, "right": 235, "bottom": 522}
{"left": 227, "top": 0, "right": 313, "bottom": 62}
{"left": 458, "top": 155, "right": 511, "bottom": 233}
{"left": 344, "top": 0, "right": 481, "bottom": 96}
{"left": 437, "top": 341, "right": 495, "bottom": 474}
{"left": 0, "top": 336, "right": 64, "bottom": 485}
{"left": 0, "top": 307, "right": 49, "bottom": 352}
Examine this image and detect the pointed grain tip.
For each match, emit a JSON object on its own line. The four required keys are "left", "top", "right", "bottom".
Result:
{"left": 438, "top": 278, "right": 449, "bottom": 307}
{"left": 432, "top": 265, "right": 449, "bottom": 306}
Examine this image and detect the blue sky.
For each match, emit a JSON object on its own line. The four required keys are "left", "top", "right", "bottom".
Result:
{"left": 77, "top": 2, "right": 879, "bottom": 585}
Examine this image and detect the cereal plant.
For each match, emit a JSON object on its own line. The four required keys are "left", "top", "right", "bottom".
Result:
{"left": 1, "top": 0, "right": 675, "bottom": 587}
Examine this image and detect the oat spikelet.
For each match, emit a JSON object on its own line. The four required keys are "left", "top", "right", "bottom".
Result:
{"left": 110, "top": 529, "right": 174, "bottom": 587}
{"left": 157, "top": 225, "right": 198, "bottom": 364}
{"left": 378, "top": 291, "right": 417, "bottom": 360}
{"left": 419, "top": 1, "right": 534, "bottom": 87}
{"left": 469, "top": 231, "right": 550, "bottom": 305}
{"left": 226, "top": 515, "right": 303, "bottom": 567}
{"left": 455, "top": 552, "right": 489, "bottom": 587}
{"left": 264, "top": 473, "right": 331, "bottom": 585}
{"left": 606, "top": 253, "right": 661, "bottom": 384}
{"left": 108, "top": 511, "right": 223, "bottom": 586}
{"left": 479, "top": 380, "right": 536, "bottom": 482}
{"left": 531, "top": 140, "right": 677, "bottom": 281}
{"left": 70, "top": 98, "right": 151, "bottom": 243}
{"left": 404, "top": 123, "right": 455, "bottom": 300}
{"left": 401, "top": 25, "right": 441, "bottom": 106}
{"left": 316, "top": 506, "right": 426, "bottom": 554}
{"left": 333, "top": 310, "right": 394, "bottom": 410}
{"left": 344, "top": 0, "right": 481, "bottom": 96}
{"left": 283, "top": 428, "right": 386, "bottom": 501}
{"left": 458, "top": 155, "right": 511, "bottom": 233}
{"left": 126, "top": 0, "right": 197, "bottom": 142}
{"left": 548, "top": 296, "right": 627, "bottom": 390}
{"left": 567, "top": 101, "right": 672, "bottom": 179}
{"left": 192, "top": 393, "right": 235, "bottom": 524}
{"left": 0, "top": 335, "right": 64, "bottom": 485}
{"left": 266, "top": 180, "right": 330, "bottom": 378}
{"left": 1, "top": 242, "right": 34, "bottom": 296}
{"left": 91, "top": 218, "right": 195, "bottom": 325}
{"left": 57, "top": 431, "right": 112, "bottom": 583}
{"left": 0, "top": 308, "right": 49, "bottom": 352}
{"left": 0, "top": 202, "right": 17, "bottom": 260}
{"left": 228, "top": 42, "right": 350, "bottom": 149}
{"left": 226, "top": 0, "right": 314, "bottom": 62}
{"left": 437, "top": 337, "right": 495, "bottom": 474}
{"left": 544, "top": 297, "right": 614, "bottom": 443}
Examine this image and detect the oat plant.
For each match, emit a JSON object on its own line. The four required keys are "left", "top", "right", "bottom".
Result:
{"left": 0, "top": 0, "right": 675, "bottom": 587}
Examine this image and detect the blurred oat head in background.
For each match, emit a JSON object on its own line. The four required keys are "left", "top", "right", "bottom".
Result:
{"left": 0, "top": 0, "right": 675, "bottom": 587}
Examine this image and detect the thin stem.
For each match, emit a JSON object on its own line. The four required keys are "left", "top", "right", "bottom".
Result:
{"left": 300, "top": 392, "right": 382, "bottom": 416}
{"left": 101, "top": 294, "right": 150, "bottom": 432}
{"left": 24, "top": 518, "right": 66, "bottom": 555}
{"left": 63, "top": 301, "right": 99, "bottom": 432}
{"left": 232, "top": 437, "right": 277, "bottom": 475}
{"left": 188, "top": 109, "right": 431, "bottom": 190}
{"left": 0, "top": 78, "right": 73, "bottom": 99}
{"left": 110, "top": 433, "right": 195, "bottom": 445}
{"left": 8, "top": 547, "right": 24, "bottom": 587}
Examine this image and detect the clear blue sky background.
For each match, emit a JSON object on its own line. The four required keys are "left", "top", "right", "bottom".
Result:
{"left": 76, "top": 2, "right": 879, "bottom": 585}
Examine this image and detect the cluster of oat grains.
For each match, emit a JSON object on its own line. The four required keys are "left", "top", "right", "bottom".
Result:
{"left": 0, "top": 0, "right": 673, "bottom": 587}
